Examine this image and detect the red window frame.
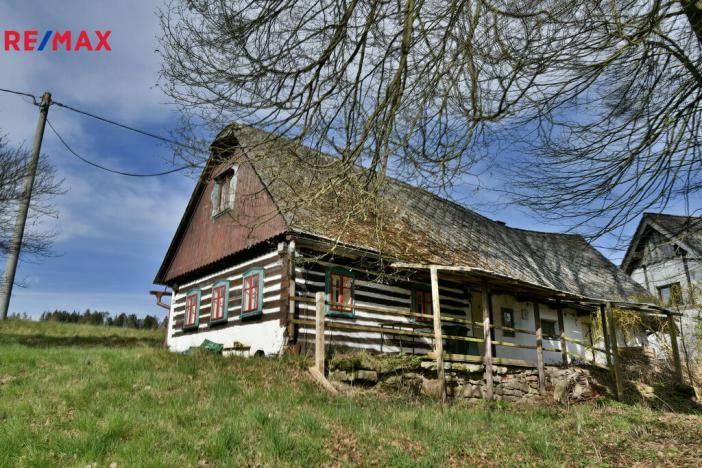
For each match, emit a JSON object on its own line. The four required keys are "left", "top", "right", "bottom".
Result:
{"left": 242, "top": 273, "right": 260, "bottom": 313}
{"left": 185, "top": 293, "right": 198, "bottom": 327}
{"left": 329, "top": 272, "right": 353, "bottom": 312}
{"left": 415, "top": 290, "right": 433, "bottom": 322}
{"left": 211, "top": 284, "right": 227, "bottom": 321}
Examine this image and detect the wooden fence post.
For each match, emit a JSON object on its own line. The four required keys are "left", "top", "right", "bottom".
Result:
{"left": 430, "top": 266, "right": 446, "bottom": 402}
{"left": 481, "top": 282, "right": 493, "bottom": 400}
{"left": 557, "top": 304, "right": 569, "bottom": 367}
{"left": 315, "top": 292, "right": 325, "bottom": 374}
{"left": 668, "top": 313, "right": 683, "bottom": 383}
{"left": 600, "top": 304, "right": 612, "bottom": 368}
{"left": 606, "top": 302, "right": 624, "bottom": 400}
{"left": 533, "top": 302, "right": 546, "bottom": 394}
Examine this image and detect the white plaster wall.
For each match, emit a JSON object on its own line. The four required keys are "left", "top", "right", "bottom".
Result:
{"left": 488, "top": 295, "right": 590, "bottom": 365}
{"left": 166, "top": 249, "right": 287, "bottom": 356}
{"left": 167, "top": 319, "right": 285, "bottom": 355}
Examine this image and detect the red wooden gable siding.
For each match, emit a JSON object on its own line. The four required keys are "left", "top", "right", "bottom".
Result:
{"left": 161, "top": 160, "right": 287, "bottom": 284}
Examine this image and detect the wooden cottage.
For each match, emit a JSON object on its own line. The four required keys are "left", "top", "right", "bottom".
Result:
{"left": 155, "top": 124, "right": 681, "bottom": 396}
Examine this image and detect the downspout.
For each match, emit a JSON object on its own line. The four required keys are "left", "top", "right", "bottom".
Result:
{"left": 150, "top": 290, "right": 172, "bottom": 348}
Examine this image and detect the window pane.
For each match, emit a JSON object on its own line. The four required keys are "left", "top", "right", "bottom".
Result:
{"left": 243, "top": 274, "right": 261, "bottom": 313}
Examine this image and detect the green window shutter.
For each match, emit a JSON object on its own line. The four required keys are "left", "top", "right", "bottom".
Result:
{"left": 228, "top": 165, "right": 238, "bottom": 209}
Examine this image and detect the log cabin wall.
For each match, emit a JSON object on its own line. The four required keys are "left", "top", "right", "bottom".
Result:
{"left": 167, "top": 247, "right": 287, "bottom": 354}
{"left": 291, "top": 247, "right": 473, "bottom": 355}
{"left": 291, "top": 246, "right": 595, "bottom": 365}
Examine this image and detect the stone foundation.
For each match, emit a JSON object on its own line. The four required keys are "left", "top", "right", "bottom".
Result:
{"left": 328, "top": 353, "right": 595, "bottom": 402}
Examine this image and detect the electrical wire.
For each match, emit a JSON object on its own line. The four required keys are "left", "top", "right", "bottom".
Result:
{"left": 46, "top": 118, "right": 193, "bottom": 177}
{"left": 51, "top": 100, "right": 205, "bottom": 153}
{"left": 0, "top": 86, "right": 208, "bottom": 153}
{"left": 0, "top": 87, "right": 39, "bottom": 104}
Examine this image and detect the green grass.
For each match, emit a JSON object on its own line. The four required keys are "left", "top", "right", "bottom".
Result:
{"left": 0, "top": 320, "right": 700, "bottom": 466}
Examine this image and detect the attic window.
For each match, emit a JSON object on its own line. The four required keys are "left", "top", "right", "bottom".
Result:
{"left": 211, "top": 165, "right": 238, "bottom": 218}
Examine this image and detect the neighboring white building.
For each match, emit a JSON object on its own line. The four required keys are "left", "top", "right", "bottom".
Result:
{"left": 621, "top": 213, "right": 702, "bottom": 358}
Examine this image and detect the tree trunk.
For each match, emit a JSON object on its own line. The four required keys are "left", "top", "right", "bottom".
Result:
{"left": 681, "top": 0, "right": 702, "bottom": 45}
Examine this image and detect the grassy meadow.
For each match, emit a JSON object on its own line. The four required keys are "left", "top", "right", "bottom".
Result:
{"left": 0, "top": 319, "right": 700, "bottom": 466}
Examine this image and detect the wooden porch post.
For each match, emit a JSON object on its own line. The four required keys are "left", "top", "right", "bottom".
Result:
{"left": 599, "top": 304, "right": 612, "bottom": 368}
{"left": 315, "top": 292, "right": 325, "bottom": 374}
{"left": 668, "top": 312, "right": 683, "bottom": 383}
{"left": 482, "top": 281, "right": 494, "bottom": 400}
{"left": 588, "top": 323, "right": 597, "bottom": 364}
{"left": 533, "top": 302, "right": 546, "bottom": 394}
{"left": 606, "top": 302, "right": 624, "bottom": 400}
{"left": 556, "top": 303, "right": 569, "bottom": 367}
{"left": 430, "top": 266, "right": 446, "bottom": 402}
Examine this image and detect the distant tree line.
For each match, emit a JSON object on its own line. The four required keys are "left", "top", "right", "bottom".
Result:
{"left": 38, "top": 309, "right": 165, "bottom": 330}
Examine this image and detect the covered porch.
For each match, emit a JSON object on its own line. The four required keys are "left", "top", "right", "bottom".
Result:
{"left": 302, "top": 262, "right": 683, "bottom": 402}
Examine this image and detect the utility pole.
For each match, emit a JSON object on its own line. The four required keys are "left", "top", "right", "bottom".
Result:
{"left": 0, "top": 92, "right": 51, "bottom": 320}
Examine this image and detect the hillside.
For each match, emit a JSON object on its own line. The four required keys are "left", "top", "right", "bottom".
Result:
{"left": 0, "top": 320, "right": 700, "bottom": 466}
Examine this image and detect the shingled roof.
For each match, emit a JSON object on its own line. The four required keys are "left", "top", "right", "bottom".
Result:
{"left": 621, "top": 213, "right": 702, "bottom": 273}
{"left": 212, "top": 124, "right": 644, "bottom": 301}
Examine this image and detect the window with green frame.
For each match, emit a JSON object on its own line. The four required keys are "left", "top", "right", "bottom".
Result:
{"left": 325, "top": 268, "right": 354, "bottom": 317}
{"left": 241, "top": 268, "right": 264, "bottom": 318}
{"left": 184, "top": 289, "right": 201, "bottom": 329}
{"left": 210, "top": 280, "right": 229, "bottom": 324}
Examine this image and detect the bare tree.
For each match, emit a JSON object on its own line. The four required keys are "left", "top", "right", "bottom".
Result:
{"left": 158, "top": 0, "right": 702, "bottom": 239}
{"left": 0, "top": 134, "right": 63, "bottom": 262}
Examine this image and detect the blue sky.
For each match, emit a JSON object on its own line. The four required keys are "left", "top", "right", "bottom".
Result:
{"left": 0, "top": 0, "right": 697, "bottom": 320}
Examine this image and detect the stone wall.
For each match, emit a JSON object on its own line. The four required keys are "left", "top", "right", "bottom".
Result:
{"left": 328, "top": 352, "right": 595, "bottom": 402}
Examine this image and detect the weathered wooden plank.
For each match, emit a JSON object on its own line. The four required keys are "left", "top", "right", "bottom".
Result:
{"left": 606, "top": 302, "right": 624, "bottom": 400}
{"left": 315, "top": 292, "right": 325, "bottom": 374}
{"left": 492, "top": 340, "right": 537, "bottom": 350}
{"left": 308, "top": 366, "right": 338, "bottom": 394}
{"left": 557, "top": 304, "right": 569, "bottom": 367}
{"left": 430, "top": 266, "right": 446, "bottom": 402}
{"left": 600, "top": 304, "right": 612, "bottom": 368}
{"left": 291, "top": 319, "right": 484, "bottom": 343}
{"left": 294, "top": 294, "right": 477, "bottom": 326}
{"left": 534, "top": 302, "right": 546, "bottom": 394}
{"left": 562, "top": 335, "right": 608, "bottom": 354}
{"left": 482, "top": 282, "right": 494, "bottom": 400}
{"left": 668, "top": 313, "right": 683, "bottom": 383}
{"left": 429, "top": 351, "right": 536, "bottom": 368}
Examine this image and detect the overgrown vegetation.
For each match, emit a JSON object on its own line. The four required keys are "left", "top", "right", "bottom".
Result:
{"left": 0, "top": 320, "right": 700, "bottom": 466}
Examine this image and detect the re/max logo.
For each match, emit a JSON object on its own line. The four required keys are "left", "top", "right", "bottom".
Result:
{"left": 3, "top": 30, "right": 112, "bottom": 51}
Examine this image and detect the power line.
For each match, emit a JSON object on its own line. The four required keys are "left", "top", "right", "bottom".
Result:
{"left": 0, "top": 87, "right": 39, "bottom": 103}
{"left": 46, "top": 118, "right": 193, "bottom": 177}
{"left": 0, "top": 86, "right": 207, "bottom": 153}
{"left": 51, "top": 100, "right": 205, "bottom": 153}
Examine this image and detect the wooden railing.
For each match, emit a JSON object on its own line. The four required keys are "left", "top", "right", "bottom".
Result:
{"left": 297, "top": 292, "right": 616, "bottom": 401}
